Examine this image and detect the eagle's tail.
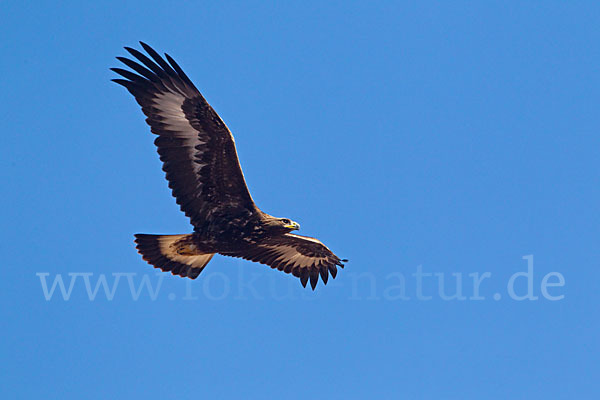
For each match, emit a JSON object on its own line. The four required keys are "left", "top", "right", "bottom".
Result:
{"left": 134, "top": 234, "right": 214, "bottom": 279}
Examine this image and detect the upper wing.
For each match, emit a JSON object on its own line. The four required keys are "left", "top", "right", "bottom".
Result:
{"left": 223, "top": 233, "right": 346, "bottom": 290}
{"left": 111, "top": 42, "right": 256, "bottom": 229}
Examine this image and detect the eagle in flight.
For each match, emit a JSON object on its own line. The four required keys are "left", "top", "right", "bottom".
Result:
{"left": 111, "top": 42, "right": 346, "bottom": 290}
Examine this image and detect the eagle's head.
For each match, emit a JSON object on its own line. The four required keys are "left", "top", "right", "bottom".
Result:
{"left": 279, "top": 218, "right": 300, "bottom": 231}
{"left": 263, "top": 216, "right": 300, "bottom": 234}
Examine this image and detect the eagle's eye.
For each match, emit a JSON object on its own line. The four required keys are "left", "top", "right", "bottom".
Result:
{"left": 281, "top": 218, "right": 291, "bottom": 225}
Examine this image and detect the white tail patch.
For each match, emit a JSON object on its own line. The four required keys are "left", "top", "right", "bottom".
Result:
{"left": 155, "top": 235, "right": 214, "bottom": 269}
{"left": 135, "top": 234, "right": 215, "bottom": 278}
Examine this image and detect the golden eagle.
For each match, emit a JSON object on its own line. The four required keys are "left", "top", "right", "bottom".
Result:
{"left": 111, "top": 42, "right": 346, "bottom": 290}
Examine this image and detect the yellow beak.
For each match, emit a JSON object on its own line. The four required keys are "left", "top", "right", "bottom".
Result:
{"left": 284, "top": 222, "right": 300, "bottom": 230}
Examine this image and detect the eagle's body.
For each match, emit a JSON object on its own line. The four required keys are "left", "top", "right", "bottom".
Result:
{"left": 112, "top": 42, "right": 345, "bottom": 289}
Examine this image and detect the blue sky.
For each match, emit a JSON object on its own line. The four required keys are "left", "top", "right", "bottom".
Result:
{"left": 2, "top": 1, "right": 599, "bottom": 398}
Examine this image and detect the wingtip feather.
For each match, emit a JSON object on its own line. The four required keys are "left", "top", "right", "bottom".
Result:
{"left": 300, "top": 274, "right": 308, "bottom": 288}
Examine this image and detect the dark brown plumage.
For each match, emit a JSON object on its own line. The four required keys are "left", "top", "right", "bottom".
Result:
{"left": 112, "top": 42, "right": 345, "bottom": 290}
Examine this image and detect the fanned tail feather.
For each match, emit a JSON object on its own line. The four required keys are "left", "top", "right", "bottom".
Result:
{"left": 134, "top": 234, "right": 214, "bottom": 279}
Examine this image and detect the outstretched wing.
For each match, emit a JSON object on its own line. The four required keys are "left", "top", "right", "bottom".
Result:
{"left": 222, "top": 233, "right": 346, "bottom": 290}
{"left": 111, "top": 42, "right": 256, "bottom": 229}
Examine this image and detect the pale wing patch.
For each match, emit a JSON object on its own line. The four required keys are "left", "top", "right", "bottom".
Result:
{"left": 267, "top": 244, "right": 328, "bottom": 269}
{"left": 285, "top": 233, "right": 325, "bottom": 245}
{"left": 154, "top": 92, "right": 191, "bottom": 132}
{"left": 153, "top": 91, "right": 208, "bottom": 173}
